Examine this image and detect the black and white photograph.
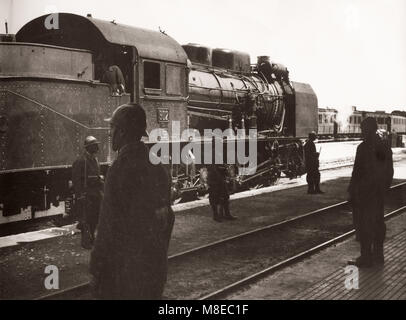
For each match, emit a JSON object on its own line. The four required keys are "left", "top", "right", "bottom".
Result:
{"left": 0, "top": 0, "right": 406, "bottom": 307}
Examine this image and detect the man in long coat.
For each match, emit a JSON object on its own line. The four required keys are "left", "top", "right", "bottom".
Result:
{"left": 304, "top": 131, "right": 324, "bottom": 194}
{"left": 72, "top": 136, "right": 104, "bottom": 249}
{"left": 207, "top": 164, "right": 236, "bottom": 222}
{"left": 89, "top": 103, "right": 174, "bottom": 299}
{"left": 348, "top": 117, "right": 393, "bottom": 267}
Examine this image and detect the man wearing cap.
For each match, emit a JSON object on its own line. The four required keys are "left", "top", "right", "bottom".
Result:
{"left": 304, "top": 131, "right": 324, "bottom": 194}
{"left": 90, "top": 103, "right": 174, "bottom": 299}
{"left": 348, "top": 117, "right": 393, "bottom": 267}
{"left": 72, "top": 136, "right": 104, "bottom": 249}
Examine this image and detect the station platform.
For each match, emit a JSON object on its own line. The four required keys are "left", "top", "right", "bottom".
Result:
{"left": 295, "top": 229, "right": 406, "bottom": 300}
{"left": 229, "top": 210, "right": 406, "bottom": 300}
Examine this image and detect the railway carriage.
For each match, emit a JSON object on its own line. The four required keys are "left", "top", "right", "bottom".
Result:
{"left": 317, "top": 108, "right": 406, "bottom": 138}
{"left": 338, "top": 110, "right": 362, "bottom": 136}
{"left": 363, "top": 111, "right": 389, "bottom": 132}
{"left": 389, "top": 112, "right": 406, "bottom": 134}
{"left": 317, "top": 108, "right": 336, "bottom": 136}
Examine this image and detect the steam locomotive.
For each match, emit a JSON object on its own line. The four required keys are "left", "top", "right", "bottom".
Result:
{"left": 0, "top": 13, "right": 318, "bottom": 223}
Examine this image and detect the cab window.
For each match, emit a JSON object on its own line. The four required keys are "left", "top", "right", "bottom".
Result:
{"left": 144, "top": 61, "right": 161, "bottom": 89}
{"left": 166, "top": 64, "right": 183, "bottom": 96}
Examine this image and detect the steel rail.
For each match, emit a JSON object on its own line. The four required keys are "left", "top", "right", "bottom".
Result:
{"left": 200, "top": 204, "right": 406, "bottom": 300}
{"left": 35, "top": 182, "right": 406, "bottom": 300}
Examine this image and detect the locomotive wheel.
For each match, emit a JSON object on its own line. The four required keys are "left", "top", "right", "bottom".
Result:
{"left": 179, "top": 190, "right": 199, "bottom": 203}
{"left": 197, "top": 194, "right": 209, "bottom": 200}
{"left": 268, "top": 173, "right": 280, "bottom": 186}
{"left": 171, "top": 182, "right": 182, "bottom": 204}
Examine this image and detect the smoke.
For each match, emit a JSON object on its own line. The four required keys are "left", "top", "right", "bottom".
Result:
{"left": 335, "top": 105, "right": 354, "bottom": 131}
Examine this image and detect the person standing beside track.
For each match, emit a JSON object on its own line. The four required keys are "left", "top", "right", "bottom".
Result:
{"left": 348, "top": 117, "right": 393, "bottom": 268}
{"left": 304, "top": 131, "right": 324, "bottom": 194}
{"left": 89, "top": 103, "right": 175, "bottom": 300}
{"left": 72, "top": 136, "right": 104, "bottom": 249}
{"left": 207, "top": 164, "right": 237, "bottom": 222}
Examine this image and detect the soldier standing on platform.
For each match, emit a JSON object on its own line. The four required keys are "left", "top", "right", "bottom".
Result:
{"left": 304, "top": 131, "right": 324, "bottom": 194}
{"left": 207, "top": 164, "right": 237, "bottom": 222}
{"left": 72, "top": 136, "right": 104, "bottom": 249}
{"left": 348, "top": 117, "right": 393, "bottom": 268}
{"left": 90, "top": 103, "right": 174, "bottom": 299}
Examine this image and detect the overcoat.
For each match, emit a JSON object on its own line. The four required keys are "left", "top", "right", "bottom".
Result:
{"left": 348, "top": 135, "right": 393, "bottom": 242}
{"left": 90, "top": 142, "right": 174, "bottom": 299}
{"left": 304, "top": 140, "right": 319, "bottom": 173}
{"left": 72, "top": 152, "right": 103, "bottom": 197}
{"left": 71, "top": 152, "right": 103, "bottom": 228}
{"left": 207, "top": 165, "right": 229, "bottom": 203}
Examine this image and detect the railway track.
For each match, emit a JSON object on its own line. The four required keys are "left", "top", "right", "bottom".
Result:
{"left": 36, "top": 182, "right": 406, "bottom": 300}
{"left": 200, "top": 205, "right": 406, "bottom": 300}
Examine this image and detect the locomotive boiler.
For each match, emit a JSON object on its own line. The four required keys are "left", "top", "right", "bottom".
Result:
{"left": 183, "top": 44, "right": 317, "bottom": 137}
{"left": 0, "top": 13, "right": 318, "bottom": 223}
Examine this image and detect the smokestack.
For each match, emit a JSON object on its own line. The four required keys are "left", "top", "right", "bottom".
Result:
{"left": 5, "top": 20, "right": 8, "bottom": 34}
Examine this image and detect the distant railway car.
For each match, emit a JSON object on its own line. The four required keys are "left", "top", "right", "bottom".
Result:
{"left": 317, "top": 108, "right": 337, "bottom": 136}
{"left": 338, "top": 110, "right": 362, "bottom": 136}
{"left": 317, "top": 107, "right": 406, "bottom": 138}
{"left": 390, "top": 112, "right": 406, "bottom": 134}
{"left": 363, "top": 111, "right": 388, "bottom": 132}
{"left": 317, "top": 107, "right": 362, "bottom": 137}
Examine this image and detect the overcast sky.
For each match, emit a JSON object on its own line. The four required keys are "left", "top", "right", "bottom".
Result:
{"left": 1, "top": 0, "right": 406, "bottom": 113}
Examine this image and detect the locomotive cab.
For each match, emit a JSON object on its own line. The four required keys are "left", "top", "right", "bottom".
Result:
{"left": 1, "top": 13, "right": 189, "bottom": 219}
{"left": 15, "top": 13, "right": 189, "bottom": 139}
